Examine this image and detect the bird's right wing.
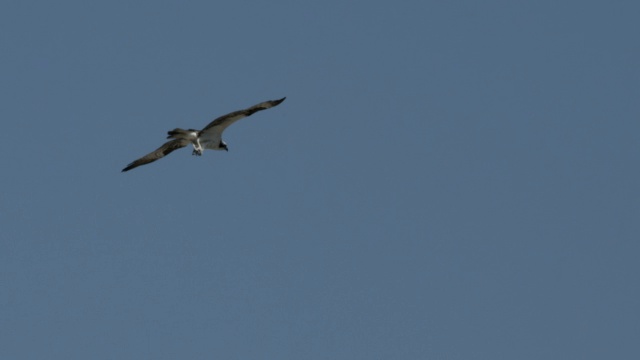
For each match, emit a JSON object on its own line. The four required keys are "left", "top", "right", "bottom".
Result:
{"left": 121, "top": 138, "right": 190, "bottom": 172}
{"left": 199, "top": 97, "right": 286, "bottom": 135}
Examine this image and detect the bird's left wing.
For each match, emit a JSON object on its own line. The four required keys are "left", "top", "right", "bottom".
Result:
{"left": 121, "top": 138, "right": 190, "bottom": 172}
{"left": 199, "top": 97, "right": 286, "bottom": 137}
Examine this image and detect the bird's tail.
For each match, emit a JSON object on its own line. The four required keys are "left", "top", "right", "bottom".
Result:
{"left": 167, "top": 128, "right": 191, "bottom": 139}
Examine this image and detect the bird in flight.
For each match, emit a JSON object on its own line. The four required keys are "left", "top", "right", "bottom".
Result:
{"left": 122, "top": 97, "right": 286, "bottom": 172}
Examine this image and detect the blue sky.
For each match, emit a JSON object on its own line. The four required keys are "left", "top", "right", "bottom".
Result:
{"left": 1, "top": 1, "right": 638, "bottom": 359}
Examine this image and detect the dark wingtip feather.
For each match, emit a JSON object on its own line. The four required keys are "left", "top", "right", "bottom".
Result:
{"left": 121, "top": 162, "right": 136, "bottom": 172}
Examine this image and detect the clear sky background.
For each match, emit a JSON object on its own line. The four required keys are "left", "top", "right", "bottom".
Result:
{"left": 1, "top": 1, "right": 638, "bottom": 359}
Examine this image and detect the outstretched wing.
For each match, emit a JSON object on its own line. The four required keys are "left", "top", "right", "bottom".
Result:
{"left": 199, "top": 97, "right": 286, "bottom": 137}
{"left": 121, "top": 138, "right": 190, "bottom": 172}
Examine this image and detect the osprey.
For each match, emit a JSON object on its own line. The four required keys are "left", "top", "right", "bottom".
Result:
{"left": 122, "top": 97, "right": 286, "bottom": 172}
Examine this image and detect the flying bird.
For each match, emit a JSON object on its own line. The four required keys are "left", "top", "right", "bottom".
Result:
{"left": 122, "top": 97, "right": 286, "bottom": 172}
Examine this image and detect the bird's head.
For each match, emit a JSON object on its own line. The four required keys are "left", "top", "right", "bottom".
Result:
{"left": 221, "top": 141, "right": 229, "bottom": 152}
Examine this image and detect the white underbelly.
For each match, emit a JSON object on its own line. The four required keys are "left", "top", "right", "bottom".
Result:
{"left": 203, "top": 141, "right": 223, "bottom": 150}
{"left": 199, "top": 133, "right": 221, "bottom": 150}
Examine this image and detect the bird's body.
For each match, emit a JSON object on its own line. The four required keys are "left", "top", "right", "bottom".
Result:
{"left": 122, "top": 97, "right": 285, "bottom": 172}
